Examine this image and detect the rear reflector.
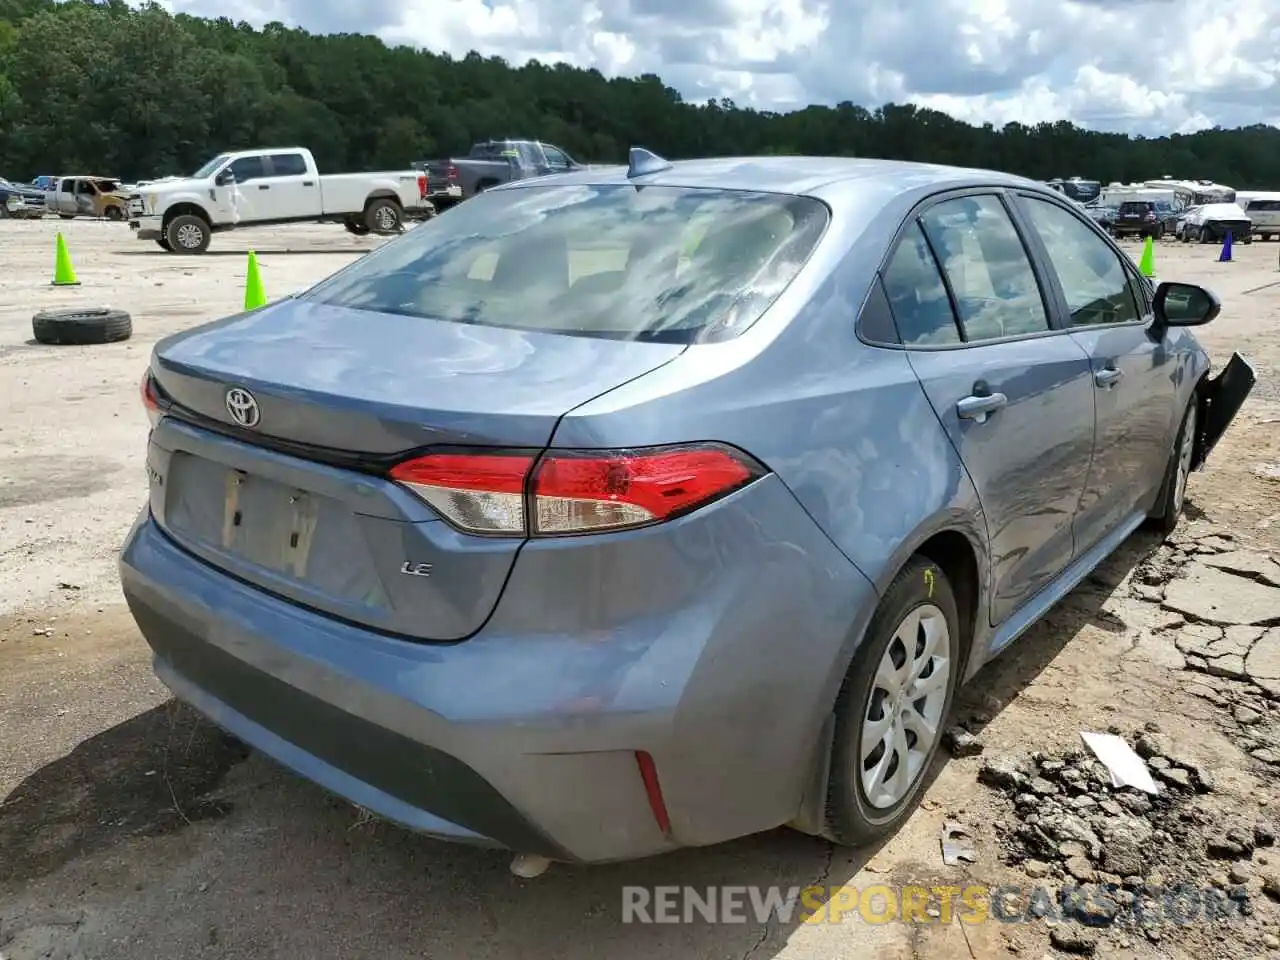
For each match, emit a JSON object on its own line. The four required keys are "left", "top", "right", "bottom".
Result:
{"left": 635, "top": 751, "right": 671, "bottom": 836}
{"left": 388, "top": 443, "right": 764, "bottom": 537}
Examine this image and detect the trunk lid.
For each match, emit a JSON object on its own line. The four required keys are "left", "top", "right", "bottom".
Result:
{"left": 147, "top": 298, "right": 684, "bottom": 640}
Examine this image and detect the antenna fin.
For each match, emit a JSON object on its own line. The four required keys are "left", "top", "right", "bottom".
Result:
{"left": 627, "top": 147, "right": 672, "bottom": 179}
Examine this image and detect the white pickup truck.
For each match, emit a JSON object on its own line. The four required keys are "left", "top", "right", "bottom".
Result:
{"left": 127, "top": 147, "right": 430, "bottom": 253}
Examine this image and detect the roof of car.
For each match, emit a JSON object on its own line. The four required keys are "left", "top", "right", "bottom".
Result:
{"left": 495, "top": 155, "right": 1044, "bottom": 198}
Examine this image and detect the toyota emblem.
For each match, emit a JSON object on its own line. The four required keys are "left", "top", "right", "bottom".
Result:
{"left": 225, "top": 387, "right": 260, "bottom": 428}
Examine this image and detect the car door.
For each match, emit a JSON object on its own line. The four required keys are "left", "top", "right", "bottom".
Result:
{"left": 1013, "top": 193, "right": 1177, "bottom": 554}
{"left": 262, "top": 152, "right": 321, "bottom": 220}
{"left": 74, "top": 178, "right": 97, "bottom": 216}
{"left": 220, "top": 155, "right": 266, "bottom": 222}
{"left": 889, "top": 192, "right": 1096, "bottom": 626}
{"left": 53, "top": 178, "right": 75, "bottom": 214}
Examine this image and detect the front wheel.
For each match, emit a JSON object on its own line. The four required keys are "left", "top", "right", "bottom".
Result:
{"left": 164, "top": 214, "right": 211, "bottom": 254}
{"left": 1149, "top": 398, "right": 1198, "bottom": 535}
{"left": 825, "top": 556, "right": 959, "bottom": 846}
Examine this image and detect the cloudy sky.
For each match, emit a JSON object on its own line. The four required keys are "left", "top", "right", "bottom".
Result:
{"left": 156, "top": 0, "right": 1279, "bottom": 135}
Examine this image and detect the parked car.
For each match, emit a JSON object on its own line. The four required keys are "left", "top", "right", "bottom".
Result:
{"left": 30, "top": 175, "right": 58, "bottom": 191}
{"left": 0, "top": 176, "right": 47, "bottom": 218}
{"left": 45, "top": 175, "right": 132, "bottom": 220}
{"left": 1111, "top": 200, "right": 1165, "bottom": 240}
{"left": 1084, "top": 203, "right": 1117, "bottom": 230}
{"left": 417, "top": 140, "right": 585, "bottom": 209}
{"left": 127, "top": 147, "right": 431, "bottom": 253}
{"left": 121, "top": 151, "right": 1253, "bottom": 867}
{"left": 1180, "top": 202, "right": 1253, "bottom": 244}
{"left": 1239, "top": 192, "right": 1280, "bottom": 241}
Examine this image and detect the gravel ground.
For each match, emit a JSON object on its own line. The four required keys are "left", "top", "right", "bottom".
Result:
{"left": 2, "top": 221, "right": 1280, "bottom": 960}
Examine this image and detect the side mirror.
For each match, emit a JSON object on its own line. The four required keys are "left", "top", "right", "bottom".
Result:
{"left": 214, "top": 170, "right": 234, "bottom": 186}
{"left": 1153, "top": 281, "right": 1220, "bottom": 328}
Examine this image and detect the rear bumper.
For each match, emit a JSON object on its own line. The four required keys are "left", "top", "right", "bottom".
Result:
{"left": 120, "top": 476, "right": 877, "bottom": 862}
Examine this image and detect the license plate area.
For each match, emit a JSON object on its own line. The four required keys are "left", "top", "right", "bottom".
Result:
{"left": 164, "top": 452, "right": 381, "bottom": 601}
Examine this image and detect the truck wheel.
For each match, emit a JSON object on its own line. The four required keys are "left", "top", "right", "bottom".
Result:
{"left": 32, "top": 307, "right": 132, "bottom": 345}
{"left": 344, "top": 216, "right": 371, "bottom": 236}
{"left": 104, "top": 206, "right": 123, "bottom": 221}
{"left": 365, "top": 198, "right": 403, "bottom": 235}
{"left": 165, "top": 214, "right": 211, "bottom": 254}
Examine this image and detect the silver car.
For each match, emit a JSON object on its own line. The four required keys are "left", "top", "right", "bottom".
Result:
{"left": 121, "top": 150, "right": 1253, "bottom": 866}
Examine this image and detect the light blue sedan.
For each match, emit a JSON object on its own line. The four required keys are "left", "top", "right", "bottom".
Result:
{"left": 121, "top": 149, "right": 1253, "bottom": 866}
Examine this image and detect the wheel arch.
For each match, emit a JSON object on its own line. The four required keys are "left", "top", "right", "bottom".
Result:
{"left": 162, "top": 202, "right": 211, "bottom": 227}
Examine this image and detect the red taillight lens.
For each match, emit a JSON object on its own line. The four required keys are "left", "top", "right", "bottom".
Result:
{"left": 388, "top": 444, "right": 764, "bottom": 537}
{"left": 417, "top": 173, "right": 428, "bottom": 199}
{"left": 140, "top": 369, "right": 164, "bottom": 428}
{"left": 389, "top": 452, "right": 533, "bottom": 534}
{"left": 446, "top": 165, "right": 458, "bottom": 181}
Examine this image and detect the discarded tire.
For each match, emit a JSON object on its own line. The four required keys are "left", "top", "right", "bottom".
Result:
{"left": 32, "top": 307, "right": 132, "bottom": 345}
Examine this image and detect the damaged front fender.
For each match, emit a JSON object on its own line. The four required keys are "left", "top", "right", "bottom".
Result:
{"left": 1193, "top": 352, "right": 1255, "bottom": 469}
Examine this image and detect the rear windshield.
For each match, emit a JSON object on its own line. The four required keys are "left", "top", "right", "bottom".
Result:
{"left": 1119, "top": 202, "right": 1153, "bottom": 213}
{"left": 302, "top": 184, "right": 829, "bottom": 344}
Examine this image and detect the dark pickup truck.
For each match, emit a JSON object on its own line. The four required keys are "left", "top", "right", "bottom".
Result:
{"left": 415, "top": 140, "right": 585, "bottom": 210}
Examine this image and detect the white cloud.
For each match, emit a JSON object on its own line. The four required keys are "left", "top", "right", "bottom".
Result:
{"left": 159, "top": 0, "right": 1280, "bottom": 133}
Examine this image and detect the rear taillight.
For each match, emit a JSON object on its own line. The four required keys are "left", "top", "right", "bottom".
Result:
{"left": 417, "top": 173, "right": 428, "bottom": 199}
{"left": 388, "top": 443, "right": 765, "bottom": 537}
{"left": 140, "top": 369, "right": 165, "bottom": 428}
{"left": 446, "top": 165, "right": 458, "bottom": 181}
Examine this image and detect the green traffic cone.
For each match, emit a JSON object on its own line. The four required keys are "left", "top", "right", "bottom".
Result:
{"left": 52, "top": 232, "right": 80, "bottom": 286}
{"left": 243, "top": 250, "right": 266, "bottom": 310}
{"left": 1138, "top": 236, "right": 1155, "bottom": 278}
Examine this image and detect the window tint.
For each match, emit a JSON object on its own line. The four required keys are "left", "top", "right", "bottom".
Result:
{"left": 881, "top": 222, "right": 960, "bottom": 345}
{"left": 304, "top": 184, "right": 829, "bottom": 344}
{"left": 1247, "top": 199, "right": 1280, "bottom": 212}
{"left": 227, "top": 156, "right": 265, "bottom": 182}
{"left": 1021, "top": 196, "right": 1142, "bottom": 328}
{"left": 919, "top": 195, "right": 1049, "bottom": 342}
{"left": 267, "top": 153, "right": 308, "bottom": 177}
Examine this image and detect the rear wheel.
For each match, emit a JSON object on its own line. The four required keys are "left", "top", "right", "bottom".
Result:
{"left": 364, "top": 198, "right": 403, "bottom": 235}
{"left": 825, "top": 556, "right": 959, "bottom": 846}
{"left": 155, "top": 236, "right": 172, "bottom": 251}
{"left": 104, "top": 205, "right": 123, "bottom": 221}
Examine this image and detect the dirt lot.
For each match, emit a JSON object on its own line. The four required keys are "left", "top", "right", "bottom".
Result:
{"left": 2, "top": 219, "right": 1280, "bottom": 960}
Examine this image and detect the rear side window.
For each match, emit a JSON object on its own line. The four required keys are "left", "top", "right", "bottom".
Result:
{"left": 881, "top": 222, "right": 961, "bottom": 345}
{"left": 267, "top": 153, "right": 308, "bottom": 177}
{"left": 1248, "top": 200, "right": 1280, "bottom": 212}
{"left": 918, "top": 195, "right": 1050, "bottom": 342}
{"left": 303, "top": 184, "right": 829, "bottom": 344}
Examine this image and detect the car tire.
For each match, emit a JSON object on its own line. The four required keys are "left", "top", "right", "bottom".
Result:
{"left": 364, "top": 198, "right": 403, "bottom": 235}
{"left": 155, "top": 236, "right": 172, "bottom": 251}
{"left": 164, "top": 214, "right": 211, "bottom": 254}
{"left": 32, "top": 307, "right": 132, "bottom": 345}
{"left": 824, "top": 555, "right": 960, "bottom": 847}
{"left": 1199, "top": 226, "right": 1213, "bottom": 244}
{"left": 1148, "top": 398, "right": 1198, "bottom": 536}
{"left": 104, "top": 206, "right": 123, "bottom": 221}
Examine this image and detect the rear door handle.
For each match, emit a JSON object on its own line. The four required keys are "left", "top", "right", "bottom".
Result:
{"left": 257, "top": 184, "right": 270, "bottom": 190}
{"left": 957, "top": 392, "right": 1008, "bottom": 421}
{"left": 1095, "top": 366, "right": 1123, "bottom": 388}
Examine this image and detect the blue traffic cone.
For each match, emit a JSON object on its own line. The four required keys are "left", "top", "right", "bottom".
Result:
{"left": 1218, "top": 231, "right": 1233, "bottom": 262}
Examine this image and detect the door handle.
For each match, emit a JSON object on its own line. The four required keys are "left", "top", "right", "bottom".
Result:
{"left": 1095, "top": 366, "right": 1123, "bottom": 388}
{"left": 257, "top": 184, "right": 270, "bottom": 190}
{"left": 957, "top": 392, "right": 1008, "bottom": 421}
{"left": 302, "top": 181, "right": 315, "bottom": 186}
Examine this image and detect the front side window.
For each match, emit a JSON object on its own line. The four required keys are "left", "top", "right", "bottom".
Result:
{"left": 226, "top": 156, "right": 265, "bottom": 183}
{"left": 918, "top": 195, "right": 1050, "bottom": 342}
{"left": 303, "top": 184, "right": 829, "bottom": 344}
{"left": 1020, "top": 196, "right": 1142, "bottom": 328}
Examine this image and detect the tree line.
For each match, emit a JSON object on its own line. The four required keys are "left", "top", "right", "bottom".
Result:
{"left": 1, "top": 0, "right": 1278, "bottom": 188}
